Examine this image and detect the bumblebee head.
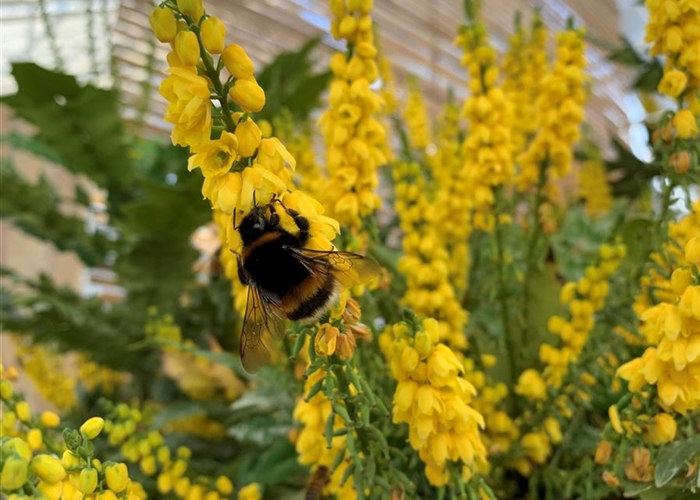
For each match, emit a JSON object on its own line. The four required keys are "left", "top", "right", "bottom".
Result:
{"left": 238, "top": 204, "right": 273, "bottom": 245}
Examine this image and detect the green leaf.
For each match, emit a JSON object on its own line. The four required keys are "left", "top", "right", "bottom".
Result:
{"left": 607, "top": 38, "right": 646, "bottom": 66}
{"left": 655, "top": 435, "right": 700, "bottom": 487}
{"left": 1, "top": 62, "right": 136, "bottom": 213}
{"left": 605, "top": 136, "right": 659, "bottom": 200}
{"left": 0, "top": 159, "right": 112, "bottom": 266}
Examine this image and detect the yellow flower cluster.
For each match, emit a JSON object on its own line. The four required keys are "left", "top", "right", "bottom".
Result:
{"left": 393, "top": 161, "right": 469, "bottom": 349}
{"left": 402, "top": 81, "right": 431, "bottom": 151}
{"left": 429, "top": 102, "right": 472, "bottom": 297}
{"left": 648, "top": 0, "right": 700, "bottom": 138}
{"left": 503, "top": 13, "right": 548, "bottom": 157}
{"left": 455, "top": 20, "right": 515, "bottom": 231}
{"left": 11, "top": 339, "right": 77, "bottom": 411}
{"left": 508, "top": 417, "right": 563, "bottom": 477}
{"left": 541, "top": 242, "right": 626, "bottom": 387}
{"left": 461, "top": 359, "right": 517, "bottom": 462}
{"left": 517, "top": 26, "right": 587, "bottom": 189}
{"left": 0, "top": 375, "right": 145, "bottom": 500}
{"left": 628, "top": 201, "right": 700, "bottom": 331}
{"left": 292, "top": 369, "right": 355, "bottom": 500}
{"left": 153, "top": 0, "right": 339, "bottom": 260}
{"left": 77, "top": 354, "right": 131, "bottom": 395}
{"left": 617, "top": 235, "right": 700, "bottom": 414}
{"left": 321, "top": 0, "right": 391, "bottom": 228}
{"left": 380, "top": 318, "right": 486, "bottom": 486}
{"left": 578, "top": 157, "right": 613, "bottom": 218}
{"left": 103, "top": 401, "right": 232, "bottom": 500}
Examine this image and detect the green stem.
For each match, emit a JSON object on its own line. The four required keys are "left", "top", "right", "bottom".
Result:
{"left": 520, "top": 161, "right": 548, "bottom": 335}
{"left": 38, "top": 0, "right": 64, "bottom": 71}
{"left": 193, "top": 28, "right": 236, "bottom": 133}
{"left": 494, "top": 190, "right": 518, "bottom": 393}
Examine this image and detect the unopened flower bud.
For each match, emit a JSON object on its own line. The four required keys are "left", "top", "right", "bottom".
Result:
{"left": 27, "top": 428, "right": 43, "bottom": 450}
{"left": 149, "top": 7, "right": 177, "bottom": 43}
{"left": 215, "top": 476, "right": 233, "bottom": 495}
{"left": 229, "top": 79, "right": 265, "bottom": 113}
{"left": 77, "top": 468, "right": 98, "bottom": 494}
{"left": 104, "top": 462, "right": 129, "bottom": 493}
{"left": 673, "top": 109, "right": 699, "bottom": 139}
{"left": 201, "top": 16, "right": 226, "bottom": 54}
{"left": 40, "top": 411, "right": 61, "bottom": 428}
{"left": 15, "top": 401, "right": 31, "bottom": 422}
{"left": 594, "top": 440, "right": 612, "bottom": 465}
{"left": 176, "top": 0, "right": 204, "bottom": 23}
{"left": 175, "top": 31, "right": 201, "bottom": 67}
{"left": 1, "top": 456, "right": 29, "bottom": 490}
{"left": 31, "top": 454, "right": 67, "bottom": 483}
{"left": 80, "top": 417, "right": 105, "bottom": 439}
{"left": 685, "top": 236, "right": 700, "bottom": 265}
{"left": 669, "top": 151, "right": 691, "bottom": 174}
{"left": 235, "top": 119, "right": 262, "bottom": 157}
{"left": 222, "top": 44, "right": 255, "bottom": 80}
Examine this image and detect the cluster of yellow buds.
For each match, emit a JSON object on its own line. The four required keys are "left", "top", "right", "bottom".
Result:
{"left": 517, "top": 25, "right": 587, "bottom": 188}
{"left": 393, "top": 161, "right": 469, "bottom": 349}
{"left": 321, "top": 0, "right": 391, "bottom": 228}
{"left": 380, "top": 317, "right": 486, "bottom": 487}
{"left": 455, "top": 17, "right": 515, "bottom": 232}
{"left": 617, "top": 234, "right": 700, "bottom": 414}
{"left": 11, "top": 339, "right": 77, "bottom": 411}
{"left": 77, "top": 354, "right": 130, "bottom": 395}
{"left": 541, "top": 241, "right": 626, "bottom": 387}
{"left": 292, "top": 369, "right": 355, "bottom": 500}
{"left": 402, "top": 80, "right": 431, "bottom": 151}
{"left": 503, "top": 13, "right": 548, "bottom": 158}
{"left": 508, "top": 418, "right": 563, "bottom": 477}
{"left": 577, "top": 156, "right": 613, "bottom": 218}
{"left": 0, "top": 394, "right": 143, "bottom": 500}
{"left": 429, "top": 102, "right": 472, "bottom": 297}
{"left": 152, "top": 0, "right": 339, "bottom": 259}
{"left": 648, "top": 0, "right": 700, "bottom": 139}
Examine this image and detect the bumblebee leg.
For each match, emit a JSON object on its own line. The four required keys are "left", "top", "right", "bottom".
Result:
{"left": 286, "top": 208, "right": 310, "bottom": 245}
{"left": 232, "top": 250, "right": 250, "bottom": 285}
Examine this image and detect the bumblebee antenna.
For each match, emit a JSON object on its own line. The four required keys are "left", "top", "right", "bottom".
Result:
{"left": 233, "top": 208, "right": 239, "bottom": 230}
{"left": 253, "top": 190, "right": 257, "bottom": 207}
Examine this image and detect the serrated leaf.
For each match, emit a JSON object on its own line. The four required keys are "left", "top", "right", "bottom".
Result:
{"left": 655, "top": 435, "right": 700, "bottom": 487}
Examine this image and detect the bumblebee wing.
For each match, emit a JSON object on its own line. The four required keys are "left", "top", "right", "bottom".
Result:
{"left": 240, "top": 284, "right": 286, "bottom": 374}
{"left": 289, "top": 248, "right": 381, "bottom": 289}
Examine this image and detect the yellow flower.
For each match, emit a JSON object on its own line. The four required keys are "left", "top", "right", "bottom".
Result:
{"left": 237, "top": 483, "right": 261, "bottom": 500}
{"left": 658, "top": 69, "right": 688, "bottom": 97}
{"left": 215, "top": 476, "right": 233, "bottom": 495}
{"left": 149, "top": 7, "right": 177, "bottom": 43}
{"left": 177, "top": 0, "right": 204, "bottom": 22}
{"left": 315, "top": 324, "right": 339, "bottom": 356}
{"left": 200, "top": 16, "right": 226, "bottom": 54}
{"left": 15, "top": 401, "right": 31, "bottom": 421}
{"left": 594, "top": 440, "right": 612, "bottom": 464}
{"left": 515, "top": 369, "right": 547, "bottom": 400}
{"left": 235, "top": 118, "right": 262, "bottom": 157}
{"left": 159, "top": 68, "right": 213, "bottom": 151}
{"left": 648, "top": 413, "right": 677, "bottom": 444}
{"left": 27, "top": 428, "right": 43, "bottom": 450}
{"left": 174, "top": 30, "right": 201, "bottom": 67}
{"left": 229, "top": 79, "right": 266, "bottom": 113}
{"left": 685, "top": 235, "right": 700, "bottom": 264}
{"left": 222, "top": 44, "right": 255, "bottom": 80}
{"left": 673, "top": 109, "right": 699, "bottom": 138}
{"left": 187, "top": 132, "right": 239, "bottom": 177}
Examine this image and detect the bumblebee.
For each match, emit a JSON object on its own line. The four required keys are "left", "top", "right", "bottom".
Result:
{"left": 305, "top": 465, "right": 330, "bottom": 500}
{"left": 235, "top": 199, "right": 379, "bottom": 373}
